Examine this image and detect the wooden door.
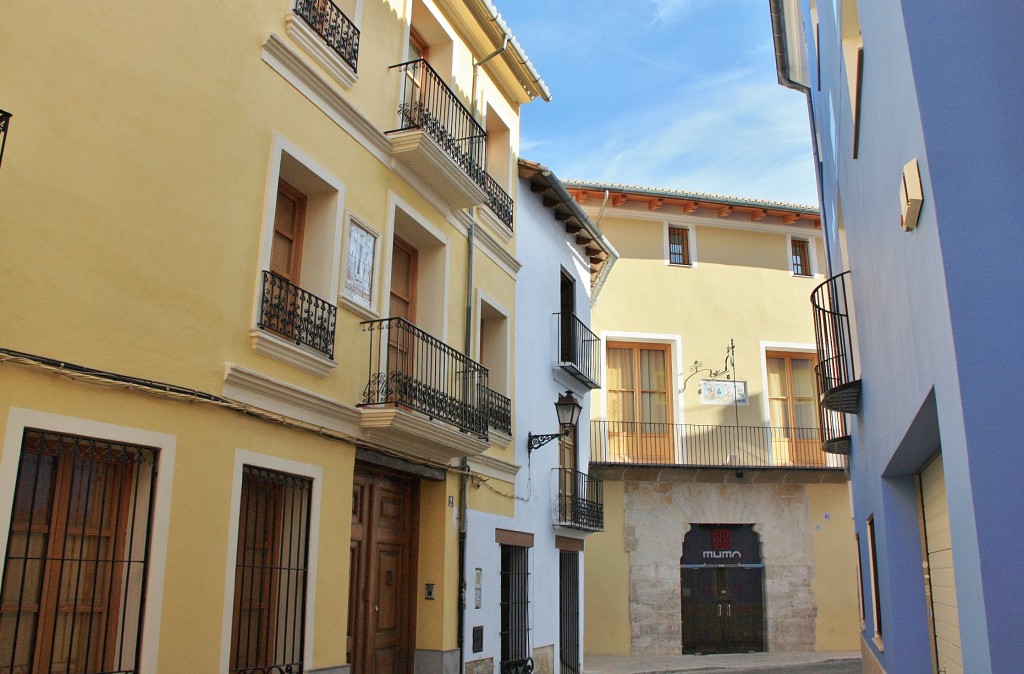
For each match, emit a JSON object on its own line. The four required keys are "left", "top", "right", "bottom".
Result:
{"left": 388, "top": 237, "right": 418, "bottom": 383}
{"left": 349, "top": 467, "right": 418, "bottom": 674}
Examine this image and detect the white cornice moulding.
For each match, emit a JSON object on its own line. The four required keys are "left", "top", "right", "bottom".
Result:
{"left": 223, "top": 363, "right": 362, "bottom": 438}
{"left": 359, "top": 407, "right": 490, "bottom": 464}
{"left": 476, "top": 205, "right": 514, "bottom": 245}
{"left": 249, "top": 329, "right": 337, "bottom": 378}
{"left": 285, "top": 14, "right": 358, "bottom": 90}
{"left": 467, "top": 451, "right": 520, "bottom": 482}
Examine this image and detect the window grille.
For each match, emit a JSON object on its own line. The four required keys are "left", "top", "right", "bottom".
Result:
{"left": 559, "top": 552, "right": 580, "bottom": 674}
{"left": 500, "top": 544, "right": 531, "bottom": 674}
{"left": 668, "top": 226, "right": 691, "bottom": 266}
{"left": 0, "top": 428, "right": 158, "bottom": 674}
{"left": 791, "top": 238, "right": 811, "bottom": 276}
{"left": 230, "top": 466, "right": 312, "bottom": 674}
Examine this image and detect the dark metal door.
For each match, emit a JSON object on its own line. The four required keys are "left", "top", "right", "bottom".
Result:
{"left": 681, "top": 565, "right": 764, "bottom": 654}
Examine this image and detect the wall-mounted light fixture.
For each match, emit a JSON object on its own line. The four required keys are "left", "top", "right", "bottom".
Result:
{"left": 527, "top": 390, "right": 582, "bottom": 453}
{"left": 0, "top": 109, "right": 12, "bottom": 171}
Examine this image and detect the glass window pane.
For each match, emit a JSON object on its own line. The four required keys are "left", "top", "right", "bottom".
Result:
{"left": 791, "top": 359, "right": 815, "bottom": 397}
{"left": 641, "top": 392, "right": 668, "bottom": 424}
{"left": 608, "top": 391, "right": 635, "bottom": 423}
{"left": 767, "top": 357, "right": 787, "bottom": 396}
{"left": 607, "top": 348, "right": 634, "bottom": 390}
{"left": 639, "top": 349, "right": 666, "bottom": 391}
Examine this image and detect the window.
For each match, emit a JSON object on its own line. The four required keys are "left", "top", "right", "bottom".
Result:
{"left": 500, "top": 544, "right": 530, "bottom": 671}
{"left": 841, "top": 0, "right": 864, "bottom": 158}
{"left": 866, "top": 515, "right": 882, "bottom": 640}
{"left": 855, "top": 533, "right": 866, "bottom": 626}
{"left": 791, "top": 238, "right": 811, "bottom": 276}
{"left": 766, "top": 352, "right": 821, "bottom": 465}
{"left": 606, "top": 342, "right": 673, "bottom": 462}
{"left": 0, "top": 429, "right": 157, "bottom": 674}
{"left": 271, "top": 179, "right": 306, "bottom": 283}
{"left": 559, "top": 271, "right": 576, "bottom": 364}
{"left": 230, "top": 466, "right": 312, "bottom": 674}
{"left": 253, "top": 138, "right": 345, "bottom": 371}
{"left": 559, "top": 551, "right": 581, "bottom": 674}
{"left": 667, "top": 226, "right": 691, "bottom": 266}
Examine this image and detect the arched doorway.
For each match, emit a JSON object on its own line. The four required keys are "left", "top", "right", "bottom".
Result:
{"left": 681, "top": 524, "right": 765, "bottom": 654}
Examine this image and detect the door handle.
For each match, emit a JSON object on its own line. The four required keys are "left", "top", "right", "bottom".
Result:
{"left": 727, "top": 604, "right": 731, "bottom": 617}
{"left": 717, "top": 604, "right": 722, "bottom": 617}
{"left": 375, "top": 605, "right": 379, "bottom": 612}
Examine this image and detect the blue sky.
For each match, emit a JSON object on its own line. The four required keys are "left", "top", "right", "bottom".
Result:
{"left": 498, "top": 0, "right": 819, "bottom": 205}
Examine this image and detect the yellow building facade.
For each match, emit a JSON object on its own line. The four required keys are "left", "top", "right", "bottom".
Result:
{"left": 0, "top": 1, "right": 546, "bottom": 672}
{"left": 567, "top": 184, "right": 861, "bottom": 656}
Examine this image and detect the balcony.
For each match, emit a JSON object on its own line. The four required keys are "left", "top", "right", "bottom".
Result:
{"left": 555, "top": 312, "right": 601, "bottom": 389}
{"left": 590, "top": 421, "right": 846, "bottom": 469}
{"left": 553, "top": 468, "right": 604, "bottom": 532}
{"left": 387, "top": 59, "right": 497, "bottom": 211}
{"left": 481, "top": 170, "right": 514, "bottom": 232}
{"left": 258, "top": 271, "right": 337, "bottom": 359}
{"left": 360, "top": 317, "right": 490, "bottom": 439}
{"left": 292, "top": 0, "right": 359, "bottom": 73}
{"left": 812, "top": 271, "right": 860, "bottom": 453}
{"left": 484, "top": 386, "right": 512, "bottom": 436}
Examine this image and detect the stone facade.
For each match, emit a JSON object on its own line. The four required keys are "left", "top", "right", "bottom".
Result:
{"left": 621, "top": 469, "right": 825, "bottom": 653}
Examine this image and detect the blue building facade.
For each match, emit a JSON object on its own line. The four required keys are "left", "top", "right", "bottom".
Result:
{"left": 771, "top": 2, "right": 1024, "bottom": 673}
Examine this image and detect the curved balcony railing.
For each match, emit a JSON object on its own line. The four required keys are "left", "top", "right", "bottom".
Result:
{"left": 0, "top": 109, "right": 11, "bottom": 170}
{"left": 294, "top": 0, "right": 360, "bottom": 72}
{"left": 811, "top": 271, "right": 860, "bottom": 413}
{"left": 360, "top": 317, "right": 490, "bottom": 438}
{"left": 552, "top": 468, "right": 604, "bottom": 531}
{"left": 555, "top": 312, "right": 601, "bottom": 389}
{"left": 590, "top": 421, "right": 846, "bottom": 469}
{"left": 258, "top": 271, "right": 337, "bottom": 358}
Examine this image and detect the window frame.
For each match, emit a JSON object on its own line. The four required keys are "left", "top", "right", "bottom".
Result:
{"left": 220, "top": 451, "right": 322, "bottom": 674}
{"left": 606, "top": 341, "right": 674, "bottom": 427}
{"left": 666, "top": 224, "right": 694, "bottom": 267}
{"left": 499, "top": 543, "right": 531, "bottom": 670}
{"left": 790, "top": 237, "right": 811, "bottom": 277}
{"left": 229, "top": 465, "right": 312, "bottom": 674}
{"left": 0, "top": 409, "right": 175, "bottom": 674}
{"left": 250, "top": 135, "right": 346, "bottom": 376}
{"left": 765, "top": 350, "right": 819, "bottom": 430}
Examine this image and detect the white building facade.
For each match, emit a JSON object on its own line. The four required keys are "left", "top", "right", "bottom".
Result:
{"left": 461, "top": 161, "right": 616, "bottom": 673}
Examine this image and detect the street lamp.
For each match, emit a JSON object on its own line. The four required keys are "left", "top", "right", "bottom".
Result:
{"left": 527, "top": 390, "right": 582, "bottom": 453}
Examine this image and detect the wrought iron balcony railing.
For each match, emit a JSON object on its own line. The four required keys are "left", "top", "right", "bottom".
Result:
{"left": 553, "top": 468, "right": 604, "bottom": 531}
{"left": 258, "top": 271, "right": 338, "bottom": 358}
{"left": 555, "top": 313, "right": 601, "bottom": 389}
{"left": 360, "top": 317, "right": 490, "bottom": 438}
{"left": 293, "top": 0, "right": 360, "bottom": 72}
{"left": 481, "top": 170, "right": 514, "bottom": 231}
{"left": 484, "top": 386, "right": 512, "bottom": 435}
{"left": 812, "top": 271, "right": 860, "bottom": 414}
{"left": 0, "top": 109, "right": 11, "bottom": 171}
{"left": 590, "top": 421, "right": 846, "bottom": 469}
{"left": 389, "top": 59, "right": 486, "bottom": 185}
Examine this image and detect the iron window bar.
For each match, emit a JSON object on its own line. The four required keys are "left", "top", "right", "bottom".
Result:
{"left": 555, "top": 312, "right": 601, "bottom": 389}
{"left": 360, "top": 317, "right": 490, "bottom": 439}
{"left": 293, "top": 0, "right": 360, "bottom": 72}
{"left": 258, "top": 270, "right": 338, "bottom": 359}
{"left": 552, "top": 468, "right": 604, "bottom": 531}
{"left": 0, "top": 429, "right": 158, "bottom": 674}
{"left": 589, "top": 420, "right": 847, "bottom": 469}
{"left": 500, "top": 544, "right": 533, "bottom": 674}
{"left": 559, "top": 552, "right": 581, "bottom": 674}
{"left": 230, "top": 466, "right": 312, "bottom": 674}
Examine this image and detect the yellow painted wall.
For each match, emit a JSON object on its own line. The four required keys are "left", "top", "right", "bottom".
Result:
{"left": 0, "top": 365, "right": 356, "bottom": 670}
{"left": 583, "top": 480, "right": 632, "bottom": 655}
{"left": 807, "top": 483, "right": 861, "bottom": 650}
{"left": 0, "top": 0, "right": 532, "bottom": 668}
